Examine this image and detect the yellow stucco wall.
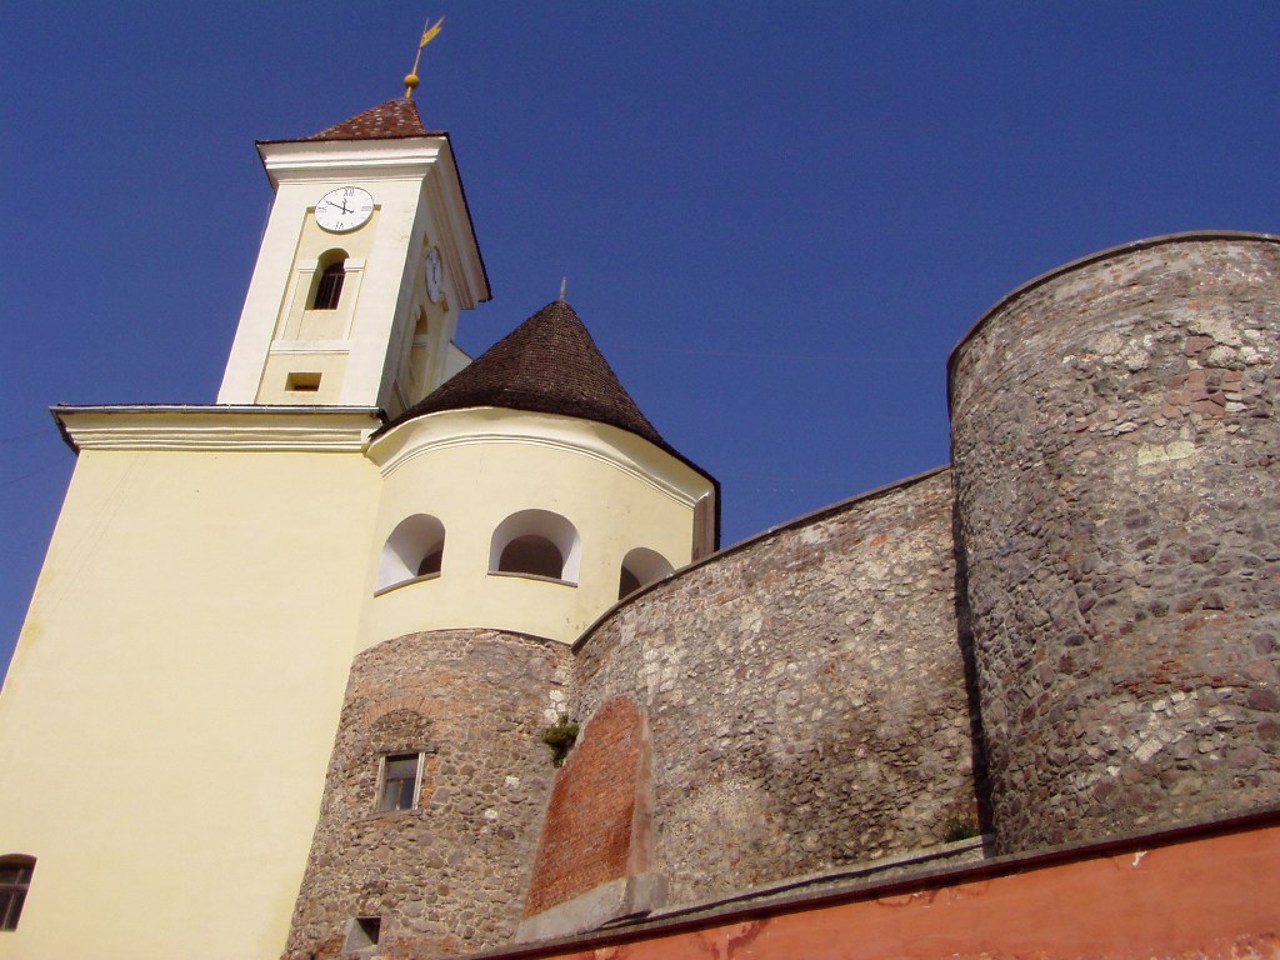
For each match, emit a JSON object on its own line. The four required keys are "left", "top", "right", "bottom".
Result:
{"left": 0, "top": 403, "right": 711, "bottom": 957}
{"left": 359, "top": 408, "right": 715, "bottom": 650}
{"left": 0, "top": 434, "right": 380, "bottom": 959}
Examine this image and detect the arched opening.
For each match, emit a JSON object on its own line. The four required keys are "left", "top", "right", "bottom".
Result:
{"left": 0, "top": 855, "right": 35, "bottom": 931}
{"left": 417, "top": 546, "right": 443, "bottom": 577}
{"left": 490, "top": 509, "right": 581, "bottom": 583}
{"left": 618, "top": 566, "right": 642, "bottom": 600}
{"left": 618, "top": 547, "right": 674, "bottom": 600}
{"left": 376, "top": 514, "right": 446, "bottom": 592}
{"left": 311, "top": 250, "right": 348, "bottom": 310}
{"left": 500, "top": 535, "right": 564, "bottom": 579}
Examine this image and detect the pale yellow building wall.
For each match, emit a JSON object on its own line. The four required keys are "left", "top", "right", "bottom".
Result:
{"left": 260, "top": 350, "right": 351, "bottom": 404}
{"left": 359, "top": 408, "right": 715, "bottom": 650}
{"left": 0, "top": 434, "right": 380, "bottom": 960}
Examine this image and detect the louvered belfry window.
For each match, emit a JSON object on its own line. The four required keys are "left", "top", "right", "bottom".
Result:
{"left": 313, "top": 262, "right": 346, "bottom": 310}
{"left": 0, "top": 857, "right": 34, "bottom": 931}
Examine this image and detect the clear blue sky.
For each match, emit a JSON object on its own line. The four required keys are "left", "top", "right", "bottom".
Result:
{"left": 3, "top": 2, "right": 1279, "bottom": 679}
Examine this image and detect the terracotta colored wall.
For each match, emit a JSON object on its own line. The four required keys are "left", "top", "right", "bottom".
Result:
{"left": 518, "top": 819, "right": 1280, "bottom": 960}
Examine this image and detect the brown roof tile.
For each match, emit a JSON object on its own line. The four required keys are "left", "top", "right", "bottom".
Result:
{"left": 384, "top": 300, "right": 668, "bottom": 449}
{"left": 308, "top": 97, "right": 429, "bottom": 141}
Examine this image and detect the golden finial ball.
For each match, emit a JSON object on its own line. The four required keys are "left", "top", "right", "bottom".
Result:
{"left": 404, "top": 73, "right": 420, "bottom": 90}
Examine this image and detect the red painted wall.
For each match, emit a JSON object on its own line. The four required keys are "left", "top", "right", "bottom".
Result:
{"left": 513, "top": 818, "right": 1280, "bottom": 959}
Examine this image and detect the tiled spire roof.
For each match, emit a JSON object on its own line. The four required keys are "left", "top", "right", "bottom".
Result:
{"left": 308, "top": 97, "right": 429, "bottom": 141}
{"left": 385, "top": 300, "right": 667, "bottom": 449}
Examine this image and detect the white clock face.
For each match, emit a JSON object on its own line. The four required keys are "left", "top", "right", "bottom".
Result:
{"left": 426, "top": 247, "right": 444, "bottom": 302}
{"left": 315, "top": 186, "right": 374, "bottom": 233}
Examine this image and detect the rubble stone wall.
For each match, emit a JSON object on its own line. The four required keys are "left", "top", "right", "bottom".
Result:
{"left": 950, "top": 234, "right": 1280, "bottom": 852}
{"left": 283, "top": 629, "right": 571, "bottom": 960}
{"left": 571, "top": 469, "right": 982, "bottom": 909}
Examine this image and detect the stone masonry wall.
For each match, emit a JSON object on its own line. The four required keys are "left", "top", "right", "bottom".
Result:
{"left": 571, "top": 468, "right": 981, "bottom": 910}
{"left": 950, "top": 235, "right": 1280, "bottom": 853}
{"left": 283, "top": 629, "right": 571, "bottom": 960}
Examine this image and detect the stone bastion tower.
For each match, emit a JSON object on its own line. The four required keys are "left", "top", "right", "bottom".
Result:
{"left": 282, "top": 297, "right": 718, "bottom": 959}
{"left": 950, "top": 234, "right": 1280, "bottom": 852}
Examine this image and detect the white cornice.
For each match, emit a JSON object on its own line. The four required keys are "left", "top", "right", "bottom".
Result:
{"left": 367, "top": 408, "right": 711, "bottom": 508}
{"left": 55, "top": 406, "right": 382, "bottom": 453}
{"left": 258, "top": 138, "right": 447, "bottom": 186}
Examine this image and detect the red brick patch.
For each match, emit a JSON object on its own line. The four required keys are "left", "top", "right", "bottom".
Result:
{"left": 524, "top": 696, "right": 649, "bottom": 917}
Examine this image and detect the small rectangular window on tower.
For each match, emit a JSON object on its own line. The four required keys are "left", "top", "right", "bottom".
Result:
{"left": 377, "top": 753, "right": 422, "bottom": 812}
{"left": 285, "top": 372, "right": 322, "bottom": 392}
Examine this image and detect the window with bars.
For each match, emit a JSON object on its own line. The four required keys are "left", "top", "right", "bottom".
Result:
{"left": 0, "top": 856, "right": 34, "bottom": 932}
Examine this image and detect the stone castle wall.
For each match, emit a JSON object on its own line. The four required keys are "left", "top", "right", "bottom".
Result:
{"left": 950, "top": 235, "right": 1280, "bottom": 852}
{"left": 568, "top": 468, "right": 982, "bottom": 910}
{"left": 282, "top": 233, "right": 1280, "bottom": 958}
{"left": 282, "top": 629, "right": 571, "bottom": 959}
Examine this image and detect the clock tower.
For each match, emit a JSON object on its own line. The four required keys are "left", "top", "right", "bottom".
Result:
{"left": 217, "top": 97, "right": 489, "bottom": 416}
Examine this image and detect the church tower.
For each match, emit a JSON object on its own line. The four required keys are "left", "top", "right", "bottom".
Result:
{"left": 218, "top": 97, "right": 489, "bottom": 415}
{"left": 0, "top": 83, "right": 714, "bottom": 960}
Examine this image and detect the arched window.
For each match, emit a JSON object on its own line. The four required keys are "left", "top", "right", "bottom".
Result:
{"left": 376, "top": 514, "right": 446, "bottom": 592}
{"left": 618, "top": 547, "right": 674, "bottom": 600}
{"left": 311, "top": 250, "right": 348, "bottom": 310}
{"left": 313, "top": 263, "right": 345, "bottom": 310}
{"left": 0, "top": 855, "right": 34, "bottom": 931}
{"left": 490, "top": 510, "right": 581, "bottom": 583}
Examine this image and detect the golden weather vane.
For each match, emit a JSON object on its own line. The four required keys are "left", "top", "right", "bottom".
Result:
{"left": 404, "top": 15, "right": 445, "bottom": 99}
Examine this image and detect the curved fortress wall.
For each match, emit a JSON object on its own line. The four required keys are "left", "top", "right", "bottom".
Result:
{"left": 950, "top": 235, "right": 1280, "bottom": 852}
{"left": 283, "top": 629, "right": 571, "bottom": 960}
{"left": 566, "top": 469, "right": 981, "bottom": 911}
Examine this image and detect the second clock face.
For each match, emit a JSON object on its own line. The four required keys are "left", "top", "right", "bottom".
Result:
{"left": 316, "top": 186, "right": 374, "bottom": 233}
{"left": 426, "top": 247, "right": 443, "bottom": 302}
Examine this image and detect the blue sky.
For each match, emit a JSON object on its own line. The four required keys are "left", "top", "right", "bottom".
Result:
{"left": 3, "top": 2, "right": 1279, "bottom": 678}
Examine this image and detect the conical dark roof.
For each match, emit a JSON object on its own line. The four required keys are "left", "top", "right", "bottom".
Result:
{"left": 308, "top": 97, "right": 430, "bottom": 141}
{"left": 383, "top": 300, "right": 666, "bottom": 448}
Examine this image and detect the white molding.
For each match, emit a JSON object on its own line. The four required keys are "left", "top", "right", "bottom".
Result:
{"left": 368, "top": 409, "right": 707, "bottom": 508}
{"left": 268, "top": 342, "right": 351, "bottom": 354}
{"left": 259, "top": 138, "right": 448, "bottom": 185}
{"left": 56, "top": 406, "right": 381, "bottom": 452}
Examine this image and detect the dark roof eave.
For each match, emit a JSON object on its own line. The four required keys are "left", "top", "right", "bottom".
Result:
{"left": 255, "top": 131, "right": 449, "bottom": 148}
